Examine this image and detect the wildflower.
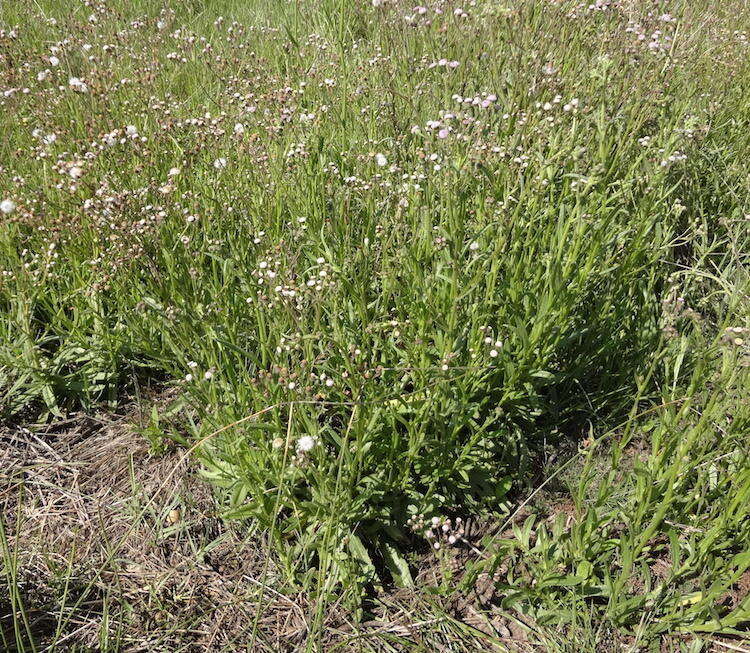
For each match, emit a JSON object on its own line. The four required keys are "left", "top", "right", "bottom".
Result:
{"left": 489, "top": 349, "right": 498, "bottom": 357}
{"left": 49, "top": 55, "right": 59, "bottom": 66}
{"left": 296, "top": 436, "right": 317, "bottom": 453}
{"left": 125, "top": 125, "right": 138, "bottom": 137}
{"left": 68, "top": 77, "right": 88, "bottom": 93}
{"left": 0, "top": 199, "right": 16, "bottom": 215}
{"left": 69, "top": 166, "right": 83, "bottom": 179}
{"left": 168, "top": 167, "right": 180, "bottom": 176}
{"left": 272, "top": 437, "right": 285, "bottom": 449}
{"left": 469, "top": 241, "right": 479, "bottom": 251}
{"left": 374, "top": 152, "right": 387, "bottom": 166}
{"left": 233, "top": 122, "right": 245, "bottom": 135}
{"left": 213, "top": 157, "right": 227, "bottom": 169}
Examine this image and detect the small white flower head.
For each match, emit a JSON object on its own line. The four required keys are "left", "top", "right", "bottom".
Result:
{"left": 233, "top": 122, "right": 245, "bottom": 135}
{"left": 68, "top": 77, "right": 88, "bottom": 93}
{"left": 374, "top": 152, "right": 388, "bottom": 167}
{"left": 296, "top": 435, "right": 317, "bottom": 453}
{"left": 37, "top": 70, "right": 50, "bottom": 82}
{"left": 469, "top": 241, "right": 479, "bottom": 251}
{"left": 125, "top": 124, "right": 138, "bottom": 137}
{"left": 213, "top": 157, "right": 227, "bottom": 169}
{"left": 204, "top": 370, "right": 213, "bottom": 380}
{"left": 0, "top": 199, "right": 16, "bottom": 215}
{"left": 168, "top": 167, "right": 180, "bottom": 177}
{"left": 69, "top": 166, "right": 83, "bottom": 179}
{"left": 49, "top": 55, "right": 60, "bottom": 66}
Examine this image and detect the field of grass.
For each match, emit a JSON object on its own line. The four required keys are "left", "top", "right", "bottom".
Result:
{"left": 2, "top": 0, "right": 750, "bottom": 649}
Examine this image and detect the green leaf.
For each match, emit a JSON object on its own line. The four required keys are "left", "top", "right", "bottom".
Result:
{"left": 382, "top": 541, "right": 413, "bottom": 587}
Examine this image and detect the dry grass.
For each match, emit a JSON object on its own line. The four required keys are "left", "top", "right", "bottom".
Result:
{"left": 1, "top": 410, "right": 311, "bottom": 651}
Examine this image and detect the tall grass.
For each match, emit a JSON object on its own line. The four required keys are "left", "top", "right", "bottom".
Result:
{"left": 2, "top": 0, "right": 750, "bottom": 645}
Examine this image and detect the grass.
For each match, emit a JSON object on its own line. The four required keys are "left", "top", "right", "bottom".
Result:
{"left": 1, "top": 0, "right": 750, "bottom": 649}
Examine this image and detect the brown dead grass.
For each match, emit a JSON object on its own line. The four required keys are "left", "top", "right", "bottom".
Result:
{"left": 1, "top": 411, "right": 318, "bottom": 651}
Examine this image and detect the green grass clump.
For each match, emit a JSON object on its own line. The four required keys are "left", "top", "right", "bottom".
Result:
{"left": 2, "top": 0, "right": 750, "bottom": 645}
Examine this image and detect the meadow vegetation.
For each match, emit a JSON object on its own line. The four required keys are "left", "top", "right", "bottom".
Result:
{"left": 1, "top": 0, "right": 750, "bottom": 649}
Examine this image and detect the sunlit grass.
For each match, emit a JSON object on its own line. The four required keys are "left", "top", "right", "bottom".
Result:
{"left": 2, "top": 0, "right": 750, "bottom": 648}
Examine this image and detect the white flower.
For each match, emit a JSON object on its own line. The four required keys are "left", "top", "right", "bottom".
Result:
{"left": 233, "top": 122, "right": 245, "bottom": 135}
{"left": 469, "top": 241, "right": 479, "bottom": 251}
{"left": 68, "top": 77, "right": 88, "bottom": 93}
{"left": 37, "top": 70, "right": 50, "bottom": 81}
{"left": 213, "top": 157, "right": 227, "bottom": 169}
{"left": 296, "top": 436, "right": 317, "bottom": 453}
{"left": 69, "top": 166, "right": 83, "bottom": 179}
{"left": 375, "top": 152, "right": 387, "bottom": 166}
{"left": 168, "top": 167, "right": 180, "bottom": 176}
{"left": 125, "top": 125, "right": 138, "bottom": 137}
{"left": 0, "top": 199, "right": 16, "bottom": 215}
{"left": 49, "top": 56, "right": 59, "bottom": 66}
